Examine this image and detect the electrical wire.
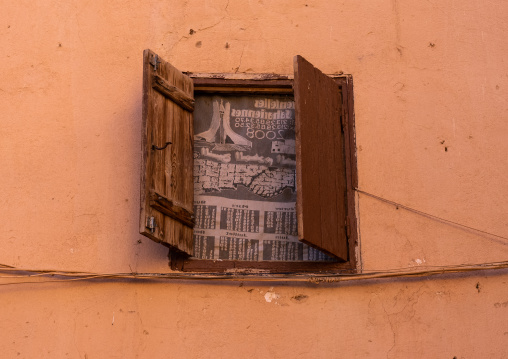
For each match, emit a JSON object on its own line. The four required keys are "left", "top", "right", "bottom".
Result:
{"left": 1, "top": 189, "right": 505, "bottom": 285}
{"left": 0, "top": 260, "right": 507, "bottom": 285}
{"left": 355, "top": 188, "right": 508, "bottom": 241}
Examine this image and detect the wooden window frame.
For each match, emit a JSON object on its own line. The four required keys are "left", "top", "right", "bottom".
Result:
{"left": 167, "top": 72, "right": 359, "bottom": 274}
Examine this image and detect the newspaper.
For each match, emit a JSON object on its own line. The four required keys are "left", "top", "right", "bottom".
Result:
{"left": 192, "top": 94, "right": 332, "bottom": 261}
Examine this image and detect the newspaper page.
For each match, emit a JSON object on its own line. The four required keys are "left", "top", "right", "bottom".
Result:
{"left": 192, "top": 94, "right": 333, "bottom": 262}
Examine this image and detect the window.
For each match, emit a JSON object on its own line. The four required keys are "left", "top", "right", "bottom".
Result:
{"left": 140, "top": 49, "right": 358, "bottom": 273}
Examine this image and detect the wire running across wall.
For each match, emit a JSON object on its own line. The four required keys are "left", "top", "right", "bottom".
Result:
{"left": 0, "top": 189, "right": 506, "bottom": 286}
{"left": 355, "top": 188, "right": 508, "bottom": 242}
{"left": 1, "top": 260, "right": 508, "bottom": 285}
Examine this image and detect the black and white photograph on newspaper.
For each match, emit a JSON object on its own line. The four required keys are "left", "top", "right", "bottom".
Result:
{"left": 192, "top": 93, "right": 333, "bottom": 262}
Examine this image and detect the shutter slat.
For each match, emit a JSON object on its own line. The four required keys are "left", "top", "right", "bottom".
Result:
{"left": 150, "top": 191, "right": 195, "bottom": 228}
{"left": 140, "top": 49, "right": 195, "bottom": 255}
{"left": 293, "top": 55, "right": 348, "bottom": 261}
{"left": 152, "top": 74, "right": 195, "bottom": 112}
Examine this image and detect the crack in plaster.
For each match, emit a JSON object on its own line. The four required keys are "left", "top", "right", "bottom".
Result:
{"left": 234, "top": 46, "right": 245, "bottom": 73}
{"left": 379, "top": 285, "right": 426, "bottom": 358}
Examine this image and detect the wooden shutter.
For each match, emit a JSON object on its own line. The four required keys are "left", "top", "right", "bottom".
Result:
{"left": 293, "top": 55, "right": 348, "bottom": 261}
{"left": 140, "top": 49, "right": 195, "bottom": 255}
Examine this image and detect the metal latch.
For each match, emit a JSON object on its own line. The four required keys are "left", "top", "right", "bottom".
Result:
{"left": 150, "top": 54, "right": 161, "bottom": 71}
{"left": 146, "top": 216, "right": 156, "bottom": 233}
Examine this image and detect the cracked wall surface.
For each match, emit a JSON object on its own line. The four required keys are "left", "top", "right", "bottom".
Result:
{"left": 1, "top": 0, "right": 507, "bottom": 358}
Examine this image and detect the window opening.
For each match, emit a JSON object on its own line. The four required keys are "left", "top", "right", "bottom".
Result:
{"left": 192, "top": 93, "right": 334, "bottom": 262}
{"left": 139, "top": 49, "right": 358, "bottom": 273}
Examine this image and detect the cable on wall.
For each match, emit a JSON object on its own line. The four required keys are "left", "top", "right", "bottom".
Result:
{"left": 1, "top": 190, "right": 506, "bottom": 285}
{"left": 355, "top": 188, "right": 508, "bottom": 241}
{"left": 0, "top": 260, "right": 508, "bottom": 285}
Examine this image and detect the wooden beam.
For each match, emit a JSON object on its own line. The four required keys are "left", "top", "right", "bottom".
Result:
{"left": 152, "top": 74, "right": 195, "bottom": 112}
{"left": 150, "top": 191, "right": 195, "bottom": 228}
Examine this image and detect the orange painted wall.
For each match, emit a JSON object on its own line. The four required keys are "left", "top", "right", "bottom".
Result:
{"left": 1, "top": 1, "right": 507, "bottom": 358}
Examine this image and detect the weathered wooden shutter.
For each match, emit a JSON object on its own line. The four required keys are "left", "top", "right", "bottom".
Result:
{"left": 140, "top": 49, "right": 195, "bottom": 255}
{"left": 293, "top": 55, "right": 348, "bottom": 261}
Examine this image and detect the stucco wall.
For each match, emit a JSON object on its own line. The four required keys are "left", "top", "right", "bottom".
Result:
{"left": 1, "top": 1, "right": 507, "bottom": 358}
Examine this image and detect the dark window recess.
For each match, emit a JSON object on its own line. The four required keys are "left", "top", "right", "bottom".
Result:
{"left": 140, "top": 49, "right": 358, "bottom": 273}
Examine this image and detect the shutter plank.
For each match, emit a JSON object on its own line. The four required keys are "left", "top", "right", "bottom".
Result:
{"left": 293, "top": 55, "right": 348, "bottom": 261}
{"left": 152, "top": 74, "right": 195, "bottom": 112}
{"left": 140, "top": 49, "right": 194, "bottom": 255}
